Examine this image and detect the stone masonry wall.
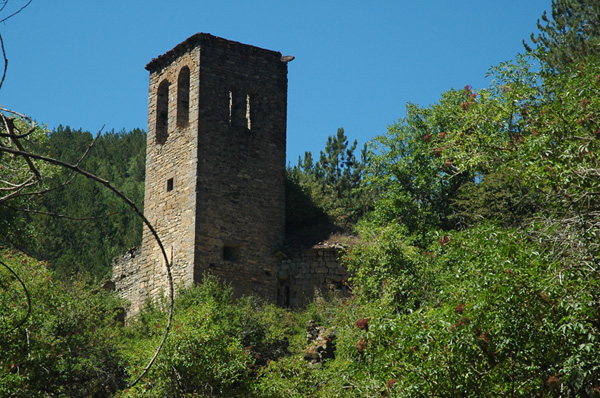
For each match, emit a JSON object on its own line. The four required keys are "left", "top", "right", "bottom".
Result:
{"left": 112, "top": 247, "right": 142, "bottom": 309}
{"left": 189, "top": 35, "right": 287, "bottom": 301}
{"left": 123, "top": 45, "right": 202, "bottom": 316}
{"left": 278, "top": 246, "right": 350, "bottom": 308}
{"left": 114, "top": 244, "right": 351, "bottom": 315}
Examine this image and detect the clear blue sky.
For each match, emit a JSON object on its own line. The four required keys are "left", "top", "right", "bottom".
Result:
{"left": 1, "top": 1, "right": 550, "bottom": 164}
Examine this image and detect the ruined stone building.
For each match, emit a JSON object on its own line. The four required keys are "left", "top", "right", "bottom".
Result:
{"left": 112, "top": 34, "right": 348, "bottom": 315}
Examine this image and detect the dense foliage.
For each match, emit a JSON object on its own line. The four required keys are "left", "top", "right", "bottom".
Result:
{"left": 120, "top": 275, "right": 298, "bottom": 397}
{"left": 260, "top": 1, "right": 600, "bottom": 395}
{"left": 0, "top": 251, "right": 127, "bottom": 397}
{"left": 5, "top": 126, "right": 147, "bottom": 279}
{"left": 0, "top": 116, "right": 55, "bottom": 249}
{"left": 525, "top": 0, "right": 600, "bottom": 69}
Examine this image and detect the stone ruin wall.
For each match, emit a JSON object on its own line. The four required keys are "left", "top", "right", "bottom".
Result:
{"left": 114, "top": 245, "right": 350, "bottom": 313}
{"left": 111, "top": 34, "right": 351, "bottom": 316}
{"left": 112, "top": 247, "right": 142, "bottom": 310}
{"left": 278, "top": 245, "right": 351, "bottom": 308}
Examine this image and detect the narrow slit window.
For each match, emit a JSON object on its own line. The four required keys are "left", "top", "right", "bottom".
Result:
{"left": 177, "top": 66, "right": 190, "bottom": 127}
{"left": 228, "top": 90, "right": 233, "bottom": 126}
{"left": 156, "top": 80, "right": 170, "bottom": 145}
{"left": 166, "top": 178, "right": 174, "bottom": 192}
{"left": 284, "top": 285, "right": 290, "bottom": 307}
{"left": 246, "top": 93, "right": 252, "bottom": 130}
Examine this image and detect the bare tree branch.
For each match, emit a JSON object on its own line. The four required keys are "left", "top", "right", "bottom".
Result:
{"left": 0, "top": 122, "right": 105, "bottom": 201}
{"left": 0, "top": 0, "right": 32, "bottom": 24}
{"left": 2, "top": 115, "right": 41, "bottom": 179}
{"left": 0, "top": 176, "right": 38, "bottom": 201}
{"left": 0, "top": 144, "right": 174, "bottom": 388}
{"left": 0, "top": 174, "right": 35, "bottom": 190}
{"left": 0, "top": 1, "right": 10, "bottom": 15}
{"left": 0, "top": 107, "right": 34, "bottom": 121}
{"left": 0, "top": 122, "right": 36, "bottom": 139}
{"left": 0, "top": 33, "right": 7, "bottom": 91}
{"left": 75, "top": 125, "right": 104, "bottom": 167}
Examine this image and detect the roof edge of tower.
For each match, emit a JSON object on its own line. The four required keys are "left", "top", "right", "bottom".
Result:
{"left": 145, "top": 33, "right": 283, "bottom": 72}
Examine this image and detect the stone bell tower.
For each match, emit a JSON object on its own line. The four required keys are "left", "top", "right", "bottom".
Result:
{"left": 130, "top": 33, "right": 288, "bottom": 310}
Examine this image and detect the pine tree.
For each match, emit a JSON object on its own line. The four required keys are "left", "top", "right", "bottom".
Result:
{"left": 525, "top": 0, "right": 600, "bottom": 68}
{"left": 290, "top": 128, "right": 369, "bottom": 229}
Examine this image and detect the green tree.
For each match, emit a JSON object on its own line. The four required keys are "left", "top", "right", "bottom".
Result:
{"left": 0, "top": 114, "right": 55, "bottom": 249}
{"left": 336, "top": 223, "right": 600, "bottom": 397}
{"left": 437, "top": 55, "right": 600, "bottom": 267}
{"left": 525, "top": 0, "right": 600, "bottom": 69}
{"left": 332, "top": 10, "right": 600, "bottom": 394}
{"left": 362, "top": 89, "right": 475, "bottom": 241}
{"left": 20, "top": 126, "right": 147, "bottom": 279}
{"left": 290, "top": 128, "right": 369, "bottom": 229}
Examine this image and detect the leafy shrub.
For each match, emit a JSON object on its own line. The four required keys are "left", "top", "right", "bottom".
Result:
{"left": 0, "top": 250, "right": 127, "bottom": 397}
{"left": 345, "top": 222, "right": 429, "bottom": 308}
{"left": 122, "top": 275, "right": 295, "bottom": 397}
{"left": 327, "top": 224, "right": 600, "bottom": 397}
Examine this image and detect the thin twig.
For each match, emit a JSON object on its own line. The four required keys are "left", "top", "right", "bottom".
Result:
{"left": 0, "top": 177, "right": 38, "bottom": 201}
{"left": 0, "top": 121, "right": 103, "bottom": 199}
{"left": 75, "top": 125, "right": 104, "bottom": 168}
{"left": 3, "top": 115, "right": 41, "bottom": 178}
{"left": 1, "top": 177, "right": 66, "bottom": 200}
{"left": 1, "top": 258, "right": 31, "bottom": 332}
{"left": 4, "top": 203, "right": 117, "bottom": 220}
{"left": 0, "top": 124, "right": 36, "bottom": 139}
{"left": 0, "top": 0, "right": 32, "bottom": 23}
{"left": 0, "top": 1, "right": 10, "bottom": 14}
{"left": 0, "top": 33, "right": 7, "bottom": 90}
{"left": 0, "top": 107, "right": 34, "bottom": 122}
{"left": 0, "top": 175, "right": 36, "bottom": 190}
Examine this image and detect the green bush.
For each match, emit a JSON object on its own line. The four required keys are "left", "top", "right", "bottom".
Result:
{"left": 0, "top": 250, "right": 127, "bottom": 397}
{"left": 327, "top": 224, "right": 600, "bottom": 397}
{"left": 122, "top": 275, "right": 295, "bottom": 397}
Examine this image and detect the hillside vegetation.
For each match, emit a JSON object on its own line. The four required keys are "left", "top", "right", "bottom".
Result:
{"left": 1, "top": 0, "right": 600, "bottom": 396}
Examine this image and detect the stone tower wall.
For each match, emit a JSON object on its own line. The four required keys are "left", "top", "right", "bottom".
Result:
{"left": 190, "top": 36, "right": 287, "bottom": 301}
{"left": 128, "top": 46, "right": 202, "bottom": 315}
{"left": 113, "top": 34, "right": 288, "bottom": 314}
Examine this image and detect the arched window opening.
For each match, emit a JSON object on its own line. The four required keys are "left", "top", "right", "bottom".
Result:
{"left": 177, "top": 66, "right": 190, "bottom": 127}
{"left": 156, "top": 80, "right": 170, "bottom": 145}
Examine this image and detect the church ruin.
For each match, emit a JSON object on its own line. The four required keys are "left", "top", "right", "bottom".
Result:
{"left": 112, "top": 34, "right": 348, "bottom": 315}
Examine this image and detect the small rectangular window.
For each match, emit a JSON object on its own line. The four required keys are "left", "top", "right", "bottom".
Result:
{"left": 223, "top": 245, "right": 240, "bottom": 261}
{"left": 166, "top": 178, "right": 174, "bottom": 192}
